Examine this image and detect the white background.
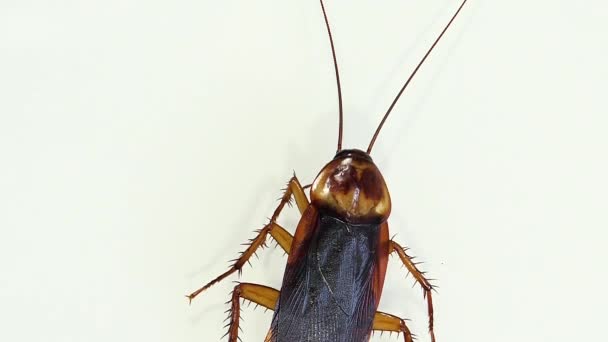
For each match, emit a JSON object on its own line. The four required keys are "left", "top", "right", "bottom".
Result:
{"left": 1, "top": 0, "right": 607, "bottom": 341}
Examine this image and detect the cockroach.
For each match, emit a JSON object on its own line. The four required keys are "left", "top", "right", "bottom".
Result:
{"left": 187, "top": 1, "right": 468, "bottom": 341}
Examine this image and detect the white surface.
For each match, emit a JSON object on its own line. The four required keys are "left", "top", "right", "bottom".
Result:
{"left": 1, "top": 1, "right": 607, "bottom": 341}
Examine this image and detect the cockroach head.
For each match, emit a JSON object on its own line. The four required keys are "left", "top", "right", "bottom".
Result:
{"left": 310, "top": 149, "right": 391, "bottom": 224}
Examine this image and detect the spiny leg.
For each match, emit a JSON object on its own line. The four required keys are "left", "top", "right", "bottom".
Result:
{"left": 226, "top": 283, "right": 279, "bottom": 342}
{"left": 280, "top": 174, "right": 309, "bottom": 216}
{"left": 186, "top": 175, "right": 306, "bottom": 303}
{"left": 186, "top": 222, "right": 292, "bottom": 303}
{"left": 372, "top": 311, "right": 414, "bottom": 342}
{"left": 390, "top": 240, "right": 436, "bottom": 342}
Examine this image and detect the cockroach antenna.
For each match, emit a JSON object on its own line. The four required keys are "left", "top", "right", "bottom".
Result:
{"left": 367, "top": 0, "right": 469, "bottom": 154}
{"left": 320, "top": 0, "right": 344, "bottom": 153}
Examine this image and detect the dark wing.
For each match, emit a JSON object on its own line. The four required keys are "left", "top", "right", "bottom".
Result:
{"left": 268, "top": 211, "right": 388, "bottom": 342}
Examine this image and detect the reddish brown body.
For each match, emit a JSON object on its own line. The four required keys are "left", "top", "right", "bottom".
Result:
{"left": 187, "top": 1, "right": 470, "bottom": 341}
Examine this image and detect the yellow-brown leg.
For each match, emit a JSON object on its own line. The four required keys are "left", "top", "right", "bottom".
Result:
{"left": 372, "top": 311, "right": 414, "bottom": 342}
{"left": 226, "top": 283, "right": 279, "bottom": 342}
{"left": 390, "top": 240, "right": 436, "bottom": 342}
{"left": 187, "top": 175, "right": 306, "bottom": 303}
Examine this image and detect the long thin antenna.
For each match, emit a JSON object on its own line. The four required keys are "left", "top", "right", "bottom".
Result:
{"left": 320, "top": 0, "right": 344, "bottom": 152}
{"left": 367, "top": 0, "right": 469, "bottom": 154}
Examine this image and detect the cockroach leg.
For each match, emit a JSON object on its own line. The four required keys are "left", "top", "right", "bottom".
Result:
{"left": 186, "top": 221, "right": 292, "bottom": 303}
{"left": 273, "top": 174, "right": 309, "bottom": 218}
{"left": 222, "top": 284, "right": 284, "bottom": 342}
{"left": 186, "top": 175, "right": 306, "bottom": 303}
{"left": 269, "top": 222, "right": 294, "bottom": 253}
{"left": 372, "top": 311, "right": 414, "bottom": 342}
{"left": 390, "top": 240, "right": 436, "bottom": 342}
{"left": 225, "top": 283, "right": 279, "bottom": 342}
